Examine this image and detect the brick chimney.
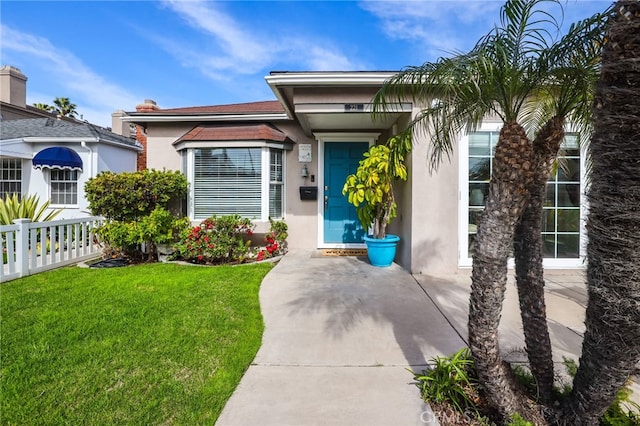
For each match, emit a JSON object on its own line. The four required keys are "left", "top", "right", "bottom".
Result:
{"left": 134, "top": 99, "right": 160, "bottom": 171}
{"left": 0, "top": 65, "right": 27, "bottom": 108}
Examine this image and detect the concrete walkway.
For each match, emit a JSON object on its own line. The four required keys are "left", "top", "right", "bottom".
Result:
{"left": 216, "top": 250, "right": 635, "bottom": 425}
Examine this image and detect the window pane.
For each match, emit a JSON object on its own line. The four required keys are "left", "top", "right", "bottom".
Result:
{"left": 469, "top": 133, "right": 491, "bottom": 155}
{"left": 557, "top": 184, "right": 580, "bottom": 207}
{"left": 269, "top": 184, "right": 283, "bottom": 218}
{"left": 543, "top": 234, "right": 556, "bottom": 257}
{"left": 50, "top": 169, "right": 78, "bottom": 205}
{"left": 469, "top": 158, "right": 490, "bottom": 181}
{"left": 469, "top": 183, "right": 488, "bottom": 206}
{"left": 542, "top": 209, "right": 555, "bottom": 232}
{"left": 557, "top": 158, "right": 580, "bottom": 182}
{"left": 469, "top": 209, "right": 483, "bottom": 229}
{"left": 193, "top": 148, "right": 262, "bottom": 219}
{"left": 557, "top": 234, "right": 579, "bottom": 258}
{"left": 467, "top": 131, "right": 581, "bottom": 260}
{"left": 557, "top": 209, "right": 579, "bottom": 232}
{"left": 268, "top": 150, "right": 283, "bottom": 218}
{"left": 544, "top": 184, "right": 556, "bottom": 207}
{"left": 562, "top": 134, "right": 580, "bottom": 156}
{"left": 0, "top": 158, "right": 22, "bottom": 199}
{"left": 270, "top": 150, "right": 283, "bottom": 182}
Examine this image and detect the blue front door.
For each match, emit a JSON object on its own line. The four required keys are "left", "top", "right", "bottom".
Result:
{"left": 323, "top": 142, "right": 369, "bottom": 244}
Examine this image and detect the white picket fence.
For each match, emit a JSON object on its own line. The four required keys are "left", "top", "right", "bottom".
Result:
{"left": 1, "top": 217, "right": 103, "bottom": 283}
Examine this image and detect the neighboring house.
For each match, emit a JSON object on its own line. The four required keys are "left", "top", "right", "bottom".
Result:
{"left": 0, "top": 66, "right": 59, "bottom": 121}
{"left": 0, "top": 65, "right": 142, "bottom": 219}
{"left": 123, "top": 71, "right": 586, "bottom": 275}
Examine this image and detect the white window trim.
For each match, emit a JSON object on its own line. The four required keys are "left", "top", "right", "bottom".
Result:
{"left": 49, "top": 169, "right": 79, "bottom": 208}
{"left": 0, "top": 157, "right": 23, "bottom": 199}
{"left": 314, "top": 132, "right": 379, "bottom": 249}
{"left": 458, "top": 123, "right": 587, "bottom": 269}
{"left": 186, "top": 146, "right": 285, "bottom": 223}
{"left": 268, "top": 150, "right": 285, "bottom": 220}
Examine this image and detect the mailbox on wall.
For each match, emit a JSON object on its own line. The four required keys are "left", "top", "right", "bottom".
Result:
{"left": 299, "top": 186, "right": 318, "bottom": 201}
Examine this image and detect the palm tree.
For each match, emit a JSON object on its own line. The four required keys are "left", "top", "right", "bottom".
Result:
{"left": 53, "top": 97, "right": 78, "bottom": 118}
{"left": 32, "top": 102, "right": 54, "bottom": 112}
{"left": 512, "top": 12, "right": 609, "bottom": 404}
{"left": 373, "top": 0, "right": 608, "bottom": 421}
{"left": 562, "top": 2, "right": 640, "bottom": 424}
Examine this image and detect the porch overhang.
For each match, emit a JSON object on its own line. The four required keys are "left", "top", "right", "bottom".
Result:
{"left": 266, "top": 71, "right": 412, "bottom": 136}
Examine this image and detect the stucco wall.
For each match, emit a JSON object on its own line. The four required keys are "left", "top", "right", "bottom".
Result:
{"left": 96, "top": 143, "right": 138, "bottom": 174}
{"left": 392, "top": 104, "right": 462, "bottom": 275}
{"left": 408, "top": 138, "right": 460, "bottom": 274}
{"left": 274, "top": 122, "right": 319, "bottom": 249}
{"left": 294, "top": 87, "right": 381, "bottom": 104}
{"left": 145, "top": 123, "right": 192, "bottom": 171}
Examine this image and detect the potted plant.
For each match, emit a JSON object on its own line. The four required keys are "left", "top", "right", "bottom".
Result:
{"left": 342, "top": 133, "right": 411, "bottom": 267}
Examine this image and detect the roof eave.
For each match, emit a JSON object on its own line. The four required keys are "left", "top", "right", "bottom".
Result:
{"left": 265, "top": 71, "right": 398, "bottom": 87}
{"left": 1, "top": 136, "right": 141, "bottom": 151}
{"left": 121, "top": 113, "right": 291, "bottom": 124}
{"left": 20, "top": 137, "right": 98, "bottom": 144}
{"left": 264, "top": 71, "right": 398, "bottom": 121}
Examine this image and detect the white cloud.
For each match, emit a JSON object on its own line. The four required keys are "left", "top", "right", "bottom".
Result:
{"left": 0, "top": 25, "right": 141, "bottom": 127}
{"left": 157, "top": 0, "right": 366, "bottom": 80}
{"left": 359, "top": 0, "right": 609, "bottom": 61}
{"left": 303, "top": 45, "right": 363, "bottom": 71}
{"left": 359, "top": 0, "right": 502, "bottom": 60}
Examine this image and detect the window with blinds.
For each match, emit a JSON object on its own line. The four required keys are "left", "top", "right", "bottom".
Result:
{"left": 269, "top": 150, "right": 283, "bottom": 218}
{"left": 194, "top": 148, "right": 262, "bottom": 219}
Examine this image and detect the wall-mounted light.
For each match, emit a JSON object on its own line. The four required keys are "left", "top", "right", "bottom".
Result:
{"left": 301, "top": 164, "right": 309, "bottom": 178}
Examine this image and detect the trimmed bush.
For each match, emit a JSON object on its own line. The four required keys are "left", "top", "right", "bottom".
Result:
{"left": 85, "top": 169, "right": 188, "bottom": 221}
{"left": 96, "top": 206, "right": 190, "bottom": 260}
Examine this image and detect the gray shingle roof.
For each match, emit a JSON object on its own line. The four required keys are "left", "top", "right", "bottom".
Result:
{"left": 0, "top": 118, "right": 139, "bottom": 149}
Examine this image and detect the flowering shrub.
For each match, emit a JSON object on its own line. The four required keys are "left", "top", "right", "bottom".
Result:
{"left": 256, "top": 218, "right": 288, "bottom": 261}
{"left": 174, "top": 215, "right": 254, "bottom": 264}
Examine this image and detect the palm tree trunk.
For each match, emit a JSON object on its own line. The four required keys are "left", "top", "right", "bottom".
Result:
{"left": 563, "top": 2, "right": 640, "bottom": 424}
{"left": 470, "top": 121, "right": 546, "bottom": 423}
{"left": 513, "top": 116, "right": 564, "bottom": 404}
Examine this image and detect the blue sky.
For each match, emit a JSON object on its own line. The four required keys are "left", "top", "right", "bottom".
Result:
{"left": 1, "top": 0, "right": 611, "bottom": 127}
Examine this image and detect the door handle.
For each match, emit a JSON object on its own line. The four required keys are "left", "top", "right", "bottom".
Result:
{"left": 324, "top": 195, "right": 329, "bottom": 205}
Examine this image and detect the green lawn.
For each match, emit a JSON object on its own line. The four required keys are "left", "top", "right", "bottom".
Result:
{"left": 1, "top": 262, "right": 273, "bottom": 425}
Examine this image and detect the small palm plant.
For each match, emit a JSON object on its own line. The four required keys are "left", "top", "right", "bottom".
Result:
{"left": 413, "top": 348, "right": 480, "bottom": 415}
{"left": 0, "top": 193, "right": 62, "bottom": 225}
{"left": 342, "top": 133, "right": 411, "bottom": 239}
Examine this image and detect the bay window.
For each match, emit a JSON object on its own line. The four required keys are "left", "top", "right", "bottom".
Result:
{"left": 190, "top": 147, "right": 284, "bottom": 221}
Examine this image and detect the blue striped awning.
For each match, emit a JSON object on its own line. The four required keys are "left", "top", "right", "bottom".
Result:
{"left": 32, "top": 147, "right": 82, "bottom": 171}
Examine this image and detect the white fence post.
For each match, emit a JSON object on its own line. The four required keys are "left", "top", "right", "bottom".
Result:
{"left": 14, "top": 219, "right": 31, "bottom": 278}
{"left": 1, "top": 216, "right": 103, "bottom": 283}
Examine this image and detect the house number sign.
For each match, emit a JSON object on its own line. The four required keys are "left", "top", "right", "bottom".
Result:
{"left": 299, "top": 144, "right": 312, "bottom": 162}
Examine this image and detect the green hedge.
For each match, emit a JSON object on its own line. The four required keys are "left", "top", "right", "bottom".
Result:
{"left": 85, "top": 169, "right": 188, "bottom": 221}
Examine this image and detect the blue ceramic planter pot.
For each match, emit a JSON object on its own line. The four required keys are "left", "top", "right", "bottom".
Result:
{"left": 364, "top": 234, "right": 400, "bottom": 267}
